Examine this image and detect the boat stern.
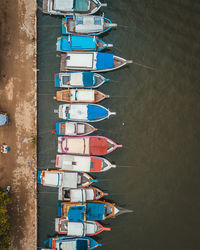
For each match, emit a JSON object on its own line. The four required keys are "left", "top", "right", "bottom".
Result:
{"left": 55, "top": 73, "right": 61, "bottom": 87}
{"left": 37, "top": 170, "right": 43, "bottom": 184}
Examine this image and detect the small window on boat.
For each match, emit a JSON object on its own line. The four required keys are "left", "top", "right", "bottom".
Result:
{"left": 64, "top": 189, "right": 70, "bottom": 199}
{"left": 76, "top": 16, "right": 84, "bottom": 25}
{"left": 90, "top": 161, "right": 94, "bottom": 169}
{"left": 72, "top": 161, "right": 77, "bottom": 165}
{"left": 94, "top": 16, "right": 102, "bottom": 25}
{"left": 62, "top": 76, "right": 70, "bottom": 85}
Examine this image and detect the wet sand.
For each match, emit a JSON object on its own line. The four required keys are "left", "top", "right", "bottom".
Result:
{"left": 0, "top": 0, "right": 37, "bottom": 249}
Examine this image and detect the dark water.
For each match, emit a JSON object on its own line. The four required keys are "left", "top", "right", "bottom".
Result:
{"left": 37, "top": 1, "right": 200, "bottom": 249}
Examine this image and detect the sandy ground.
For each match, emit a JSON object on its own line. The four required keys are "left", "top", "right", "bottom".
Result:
{"left": 0, "top": 0, "right": 37, "bottom": 249}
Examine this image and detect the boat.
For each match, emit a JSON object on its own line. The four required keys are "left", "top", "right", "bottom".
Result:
{"left": 42, "top": 236, "right": 101, "bottom": 250}
{"left": 60, "top": 52, "right": 133, "bottom": 72}
{"left": 57, "top": 136, "right": 122, "bottom": 155}
{"left": 62, "top": 15, "right": 117, "bottom": 35}
{"left": 55, "top": 155, "right": 116, "bottom": 172}
{"left": 52, "top": 121, "right": 97, "bottom": 136}
{"left": 37, "top": 170, "right": 97, "bottom": 188}
{"left": 55, "top": 103, "right": 116, "bottom": 122}
{"left": 53, "top": 89, "right": 109, "bottom": 103}
{"left": 58, "top": 201, "right": 120, "bottom": 220}
{"left": 58, "top": 186, "right": 108, "bottom": 201}
{"left": 55, "top": 218, "right": 111, "bottom": 236}
{"left": 54, "top": 72, "right": 110, "bottom": 89}
{"left": 56, "top": 35, "right": 113, "bottom": 52}
{"left": 42, "top": 0, "right": 107, "bottom": 16}
{"left": 0, "top": 112, "right": 9, "bottom": 126}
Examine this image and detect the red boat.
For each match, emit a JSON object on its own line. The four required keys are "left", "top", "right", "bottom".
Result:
{"left": 57, "top": 136, "right": 122, "bottom": 155}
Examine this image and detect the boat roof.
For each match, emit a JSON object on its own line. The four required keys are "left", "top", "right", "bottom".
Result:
{"left": 87, "top": 104, "right": 108, "bottom": 121}
{"left": 53, "top": 0, "right": 74, "bottom": 11}
{"left": 70, "top": 36, "right": 96, "bottom": 50}
{"left": 96, "top": 52, "right": 113, "bottom": 70}
{"left": 86, "top": 202, "right": 105, "bottom": 220}
{"left": 75, "top": 15, "right": 103, "bottom": 33}
{"left": 70, "top": 189, "right": 87, "bottom": 202}
{"left": 66, "top": 52, "right": 95, "bottom": 68}
{"left": 55, "top": 239, "right": 88, "bottom": 250}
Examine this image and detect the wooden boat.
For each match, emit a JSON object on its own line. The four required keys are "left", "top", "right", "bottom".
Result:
{"left": 56, "top": 35, "right": 113, "bottom": 52}
{"left": 55, "top": 72, "right": 110, "bottom": 88}
{"left": 57, "top": 136, "right": 122, "bottom": 155}
{"left": 0, "top": 112, "right": 9, "bottom": 126}
{"left": 58, "top": 186, "right": 108, "bottom": 201}
{"left": 53, "top": 89, "right": 109, "bottom": 103}
{"left": 58, "top": 201, "right": 120, "bottom": 220}
{"left": 37, "top": 170, "right": 97, "bottom": 188}
{"left": 42, "top": 0, "right": 107, "bottom": 16}
{"left": 56, "top": 155, "right": 116, "bottom": 172}
{"left": 55, "top": 218, "right": 111, "bottom": 236}
{"left": 42, "top": 236, "right": 101, "bottom": 250}
{"left": 60, "top": 52, "right": 133, "bottom": 72}
{"left": 55, "top": 103, "right": 116, "bottom": 122}
{"left": 52, "top": 122, "right": 97, "bottom": 136}
{"left": 62, "top": 15, "right": 117, "bottom": 35}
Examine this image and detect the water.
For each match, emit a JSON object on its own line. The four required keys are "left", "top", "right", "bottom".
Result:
{"left": 37, "top": 1, "right": 200, "bottom": 249}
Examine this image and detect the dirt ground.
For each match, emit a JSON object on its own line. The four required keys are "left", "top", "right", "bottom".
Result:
{"left": 0, "top": 0, "right": 37, "bottom": 249}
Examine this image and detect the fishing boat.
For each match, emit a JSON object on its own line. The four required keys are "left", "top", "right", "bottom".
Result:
{"left": 62, "top": 15, "right": 117, "bottom": 35}
{"left": 52, "top": 121, "right": 97, "bottom": 136}
{"left": 42, "top": 236, "right": 101, "bottom": 250}
{"left": 55, "top": 103, "right": 115, "bottom": 122}
{"left": 55, "top": 72, "right": 110, "bottom": 89}
{"left": 53, "top": 89, "right": 109, "bottom": 103}
{"left": 58, "top": 201, "right": 120, "bottom": 220}
{"left": 56, "top": 35, "right": 113, "bottom": 52}
{"left": 42, "top": 0, "right": 107, "bottom": 16}
{"left": 60, "top": 52, "right": 133, "bottom": 72}
{"left": 37, "top": 170, "right": 97, "bottom": 188}
{"left": 0, "top": 112, "right": 9, "bottom": 126}
{"left": 57, "top": 136, "right": 122, "bottom": 155}
{"left": 56, "top": 155, "right": 116, "bottom": 172}
{"left": 58, "top": 186, "right": 108, "bottom": 201}
{"left": 55, "top": 218, "right": 111, "bottom": 236}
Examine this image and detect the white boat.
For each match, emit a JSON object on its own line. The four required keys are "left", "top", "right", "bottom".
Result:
{"left": 58, "top": 187, "right": 108, "bottom": 201}
{"left": 60, "top": 52, "right": 132, "bottom": 72}
{"left": 38, "top": 170, "right": 96, "bottom": 188}
{"left": 43, "top": 0, "right": 107, "bottom": 16}
{"left": 55, "top": 103, "right": 116, "bottom": 122}
{"left": 56, "top": 155, "right": 116, "bottom": 172}
{"left": 55, "top": 219, "right": 111, "bottom": 236}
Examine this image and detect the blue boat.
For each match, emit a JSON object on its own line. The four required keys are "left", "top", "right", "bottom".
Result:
{"left": 62, "top": 15, "right": 117, "bottom": 35}
{"left": 55, "top": 103, "right": 116, "bottom": 122}
{"left": 60, "top": 52, "right": 133, "bottom": 72}
{"left": 43, "top": 236, "right": 101, "bottom": 250}
{"left": 0, "top": 112, "right": 9, "bottom": 126}
{"left": 54, "top": 72, "right": 109, "bottom": 88}
{"left": 58, "top": 201, "right": 119, "bottom": 221}
{"left": 56, "top": 35, "right": 113, "bottom": 52}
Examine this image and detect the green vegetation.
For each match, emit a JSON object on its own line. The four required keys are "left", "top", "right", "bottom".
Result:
{"left": 0, "top": 188, "right": 11, "bottom": 250}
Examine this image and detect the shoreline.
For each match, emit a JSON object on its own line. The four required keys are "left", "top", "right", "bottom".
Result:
{"left": 0, "top": 0, "right": 37, "bottom": 249}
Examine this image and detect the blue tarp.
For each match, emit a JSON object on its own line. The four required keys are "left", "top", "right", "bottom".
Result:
{"left": 87, "top": 104, "right": 108, "bottom": 121}
{"left": 82, "top": 72, "right": 94, "bottom": 86}
{"left": 71, "top": 36, "right": 96, "bottom": 50}
{"left": 74, "top": 0, "right": 88, "bottom": 11}
{"left": 56, "top": 122, "right": 61, "bottom": 135}
{"left": 37, "top": 170, "right": 42, "bottom": 183}
{"left": 55, "top": 74, "right": 61, "bottom": 87}
{"left": 0, "top": 114, "right": 8, "bottom": 126}
{"left": 86, "top": 202, "right": 105, "bottom": 220}
{"left": 60, "top": 37, "right": 70, "bottom": 51}
{"left": 68, "top": 205, "right": 86, "bottom": 222}
{"left": 96, "top": 52, "right": 114, "bottom": 70}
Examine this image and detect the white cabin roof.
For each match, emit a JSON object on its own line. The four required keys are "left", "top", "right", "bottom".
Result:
{"left": 56, "top": 240, "right": 76, "bottom": 250}
{"left": 65, "top": 137, "right": 90, "bottom": 154}
{"left": 71, "top": 89, "right": 95, "bottom": 102}
{"left": 70, "top": 72, "right": 84, "bottom": 86}
{"left": 69, "top": 104, "right": 88, "bottom": 120}
{"left": 54, "top": 0, "right": 74, "bottom": 11}
{"left": 66, "top": 53, "right": 94, "bottom": 68}
{"left": 43, "top": 172, "right": 60, "bottom": 186}
{"left": 70, "top": 188, "right": 86, "bottom": 202}
{"left": 62, "top": 172, "right": 78, "bottom": 188}
{"left": 75, "top": 15, "right": 104, "bottom": 33}
{"left": 68, "top": 222, "right": 84, "bottom": 236}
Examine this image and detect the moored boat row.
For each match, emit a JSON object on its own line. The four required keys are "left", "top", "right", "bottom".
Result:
{"left": 39, "top": 1, "right": 132, "bottom": 249}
